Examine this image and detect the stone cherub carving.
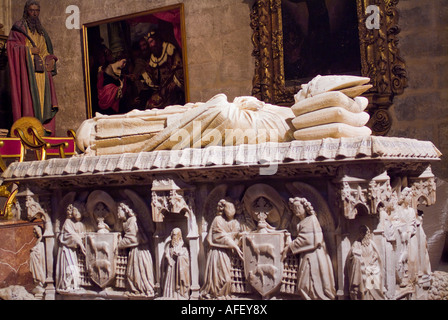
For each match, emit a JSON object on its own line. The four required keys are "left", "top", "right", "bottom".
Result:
{"left": 161, "top": 228, "right": 191, "bottom": 300}
{"left": 117, "top": 201, "right": 155, "bottom": 297}
{"left": 201, "top": 198, "right": 243, "bottom": 299}
{"left": 55, "top": 202, "right": 87, "bottom": 292}
{"left": 282, "top": 197, "right": 336, "bottom": 300}
{"left": 347, "top": 225, "right": 385, "bottom": 300}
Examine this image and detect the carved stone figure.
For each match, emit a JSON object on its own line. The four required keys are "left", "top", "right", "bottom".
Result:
{"left": 161, "top": 228, "right": 191, "bottom": 299}
{"left": 414, "top": 210, "right": 432, "bottom": 287}
{"left": 282, "top": 197, "right": 336, "bottom": 300}
{"left": 7, "top": 0, "right": 58, "bottom": 134}
{"left": 29, "top": 225, "right": 46, "bottom": 295}
{"left": 117, "top": 201, "right": 155, "bottom": 297}
{"left": 75, "top": 75, "right": 372, "bottom": 156}
{"left": 392, "top": 188, "right": 417, "bottom": 292}
{"left": 347, "top": 225, "right": 385, "bottom": 300}
{"left": 201, "top": 198, "right": 243, "bottom": 299}
{"left": 55, "top": 202, "right": 87, "bottom": 292}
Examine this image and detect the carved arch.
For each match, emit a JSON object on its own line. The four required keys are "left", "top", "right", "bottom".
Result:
{"left": 86, "top": 190, "right": 119, "bottom": 232}
{"left": 242, "top": 183, "right": 291, "bottom": 230}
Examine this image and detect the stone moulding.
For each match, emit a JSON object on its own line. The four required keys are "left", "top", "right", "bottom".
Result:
{"left": 2, "top": 136, "right": 441, "bottom": 184}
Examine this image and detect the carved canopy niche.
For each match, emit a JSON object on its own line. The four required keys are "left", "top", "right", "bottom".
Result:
{"left": 250, "top": 0, "right": 407, "bottom": 136}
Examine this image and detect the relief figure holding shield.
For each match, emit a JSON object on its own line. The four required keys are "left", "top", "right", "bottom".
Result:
{"left": 282, "top": 197, "right": 336, "bottom": 300}
{"left": 117, "top": 201, "right": 155, "bottom": 297}
{"left": 201, "top": 198, "right": 243, "bottom": 299}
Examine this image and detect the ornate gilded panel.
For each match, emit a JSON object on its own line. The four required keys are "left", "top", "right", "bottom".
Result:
{"left": 250, "top": 0, "right": 408, "bottom": 135}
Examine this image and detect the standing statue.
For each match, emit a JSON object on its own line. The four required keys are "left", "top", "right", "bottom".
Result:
{"left": 55, "top": 202, "right": 87, "bottom": 292}
{"left": 161, "top": 228, "right": 191, "bottom": 299}
{"left": 7, "top": 0, "right": 58, "bottom": 135}
{"left": 282, "top": 197, "right": 336, "bottom": 300}
{"left": 414, "top": 210, "right": 432, "bottom": 286}
{"left": 401, "top": 191, "right": 432, "bottom": 290}
{"left": 393, "top": 188, "right": 417, "bottom": 290}
{"left": 347, "top": 225, "right": 385, "bottom": 300}
{"left": 117, "top": 201, "right": 155, "bottom": 297}
{"left": 29, "top": 225, "right": 46, "bottom": 295}
{"left": 201, "top": 198, "right": 244, "bottom": 299}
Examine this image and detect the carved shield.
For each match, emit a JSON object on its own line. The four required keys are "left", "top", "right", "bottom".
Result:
{"left": 85, "top": 232, "right": 119, "bottom": 289}
{"left": 243, "top": 232, "right": 285, "bottom": 298}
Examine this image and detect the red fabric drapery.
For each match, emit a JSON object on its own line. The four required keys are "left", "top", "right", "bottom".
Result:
{"left": 128, "top": 9, "right": 182, "bottom": 48}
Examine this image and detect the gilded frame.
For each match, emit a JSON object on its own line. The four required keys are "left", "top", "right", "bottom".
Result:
{"left": 82, "top": 4, "right": 189, "bottom": 119}
{"left": 250, "top": 0, "right": 407, "bottom": 135}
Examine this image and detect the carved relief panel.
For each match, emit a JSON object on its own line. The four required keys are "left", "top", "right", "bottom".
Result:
{"left": 200, "top": 181, "right": 337, "bottom": 300}
{"left": 54, "top": 189, "right": 156, "bottom": 298}
{"left": 17, "top": 165, "right": 437, "bottom": 300}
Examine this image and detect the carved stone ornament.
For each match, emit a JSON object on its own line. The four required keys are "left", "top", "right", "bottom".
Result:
{"left": 250, "top": 0, "right": 407, "bottom": 135}
{"left": 85, "top": 233, "right": 120, "bottom": 289}
{"left": 242, "top": 197, "right": 288, "bottom": 299}
{"left": 0, "top": 134, "right": 444, "bottom": 300}
{"left": 335, "top": 166, "right": 392, "bottom": 219}
{"left": 243, "top": 232, "right": 285, "bottom": 299}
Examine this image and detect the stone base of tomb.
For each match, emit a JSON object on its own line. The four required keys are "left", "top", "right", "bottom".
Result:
{"left": 0, "top": 220, "right": 44, "bottom": 295}
{"left": 0, "top": 136, "right": 443, "bottom": 300}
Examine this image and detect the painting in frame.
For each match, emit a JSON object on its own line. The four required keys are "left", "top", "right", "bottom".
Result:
{"left": 250, "top": 0, "right": 407, "bottom": 135}
{"left": 82, "top": 4, "right": 189, "bottom": 118}
{"left": 281, "top": 0, "right": 361, "bottom": 87}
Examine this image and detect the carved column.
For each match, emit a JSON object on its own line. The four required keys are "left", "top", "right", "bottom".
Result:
{"left": 151, "top": 176, "right": 199, "bottom": 299}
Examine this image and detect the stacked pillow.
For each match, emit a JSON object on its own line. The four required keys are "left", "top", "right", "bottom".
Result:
{"left": 291, "top": 75, "right": 373, "bottom": 140}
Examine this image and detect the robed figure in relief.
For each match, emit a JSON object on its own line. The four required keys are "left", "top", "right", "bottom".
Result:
{"left": 161, "top": 228, "right": 191, "bottom": 299}
{"left": 347, "top": 225, "right": 385, "bottom": 300}
{"left": 29, "top": 225, "right": 46, "bottom": 292}
{"left": 55, "top": 203, "right": 87, "bottom": 291}
{"left": 117, "top": 201, "right": 155, "bottom": 297}
{"left": 7, "top": 0, "right": 58, "bottom": 134}
{"left": 201, "top": 198, "right": 244, "bottom": 299}
{"left": 283, "top": 197, "right": 336, "bottom": 300}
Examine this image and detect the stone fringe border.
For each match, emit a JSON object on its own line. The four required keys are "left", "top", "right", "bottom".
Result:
{"left": 2, "top": 136, "right": 441, "bottom": 180}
